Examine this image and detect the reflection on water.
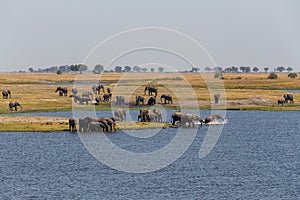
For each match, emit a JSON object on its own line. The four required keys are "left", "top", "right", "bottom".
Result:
{"left": 0, "top": 110, "right": 299, "bottom": 199}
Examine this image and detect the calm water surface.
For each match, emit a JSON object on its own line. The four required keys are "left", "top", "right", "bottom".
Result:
{"left": 0, "top": 110, "right": 299, "bottom": 199}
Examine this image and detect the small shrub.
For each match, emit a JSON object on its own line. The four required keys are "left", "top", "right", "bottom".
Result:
{"left": 214, "top": 72, "right": 222, "bottom": 79}
{"left": 56, "top": 70, "right": 62, "bottom": 75}
{"left": 288, "top": 73, "right": 297, "bottom": 79}
{"left": 268, "top": 72, "right": 278, "bottom": 79}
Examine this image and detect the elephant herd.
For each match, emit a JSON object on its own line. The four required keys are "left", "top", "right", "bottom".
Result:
{"left": 278, "top": 94, "right": 294, "bottom": 105}
{"left": 1, "top": 89, "right": 22, "bottom": 111}
{"left": 69, "top": 108, "right": 226, "bottom": 133}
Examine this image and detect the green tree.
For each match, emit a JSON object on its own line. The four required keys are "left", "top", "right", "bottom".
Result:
{"left": 268, "top": 72, "right": 278, "bottom": 79}
{"left": 287, "top": 67, "right": 293, "bottom": 72}
{"left": 28, "top": 67, "right": 34, "bottom": 72}
{"left": 150, "top": 68, "right": 155, "bottom": 72}
{"left": 264, "top": 67, "right": 269, "bottom": 73}
{"left": 93, "top": 64, "right": 104, "bottom": 74}
{"left": 158, "top": 67, "right": 164, "bottom": 73}
{"left": 124, "top": 66, "right": 132, "bottom": 72}
{"left": 133, "top": 66, "right": 141, "bottom": 72}
{"left": 205, "top": 67, "right": 212, "bottom": 72}
{"left": 252, "top": 67, "right": 259, "bottom": 73}
{"left": 115, "top": 66, "right": 123, "bottom": 72}
{"left": 141, "top": 67, "right": 148, "bottom": 72}
{"left": 276, "top": 66, "right": 285, "bottom": 72}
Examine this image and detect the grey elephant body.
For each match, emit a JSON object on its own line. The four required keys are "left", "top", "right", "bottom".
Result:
{"left": 203, "top": 115, "right": 225, "bottom": 124}
{"left": 283, "top": 94, "right": 294, "bottom": 103}
{"left": 144, "top": 86, "right": 158, "bottom": 96}
{"left": 55, "top": 87, "right": 68, "bottom": 96}
{"left": 114, "top": 109, "right": 126, "bottom": 122}
{"left": 136, "top": 96, "right": 145, "bottom": 106}
{"left": 160, "top": 94, "right": 172, "bottom": 104}
{"left": 2, "top": 90, "right": 11, "bottom": 99}
{"left": 9, "top": 102, "right": 22, "bottom": 111}
{"left": 116, "top": 96, "right": 125, "bottom": 105}
{"left": 69, "top": 118, "right": 77, "bottom": 132}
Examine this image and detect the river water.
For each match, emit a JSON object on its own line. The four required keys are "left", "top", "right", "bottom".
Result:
{"left": 0, "top": 110, "right": 299, "bottom": 199}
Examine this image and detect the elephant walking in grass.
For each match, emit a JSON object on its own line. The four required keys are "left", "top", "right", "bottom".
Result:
{"left": 55, "top": 87, "right": 68, "bottom": 96}
{"left": 136, "top": 96, "right": 145, "bottom": 106}
{"left": 9, "top": 102, "right": 22, "bottom": 111}
{"left": 283, "top": 94, "right": 294, "bottom": 104}
{"left": 147, "top": 96, "right": 156, "bottom": 106}
{"left": 114, "top": 109, "right": 126, "bottom": 122}
{"left": 160, "top": 94, "right": 172, "bottom": 104}
{"left": 2, "top": 90, "right": 11, "bottom": 99}
{"left": 144, "top": 86, "right": 158, "bottom": 96}
{"left": 278, "top": 99, "right": 285, "bottom": 106}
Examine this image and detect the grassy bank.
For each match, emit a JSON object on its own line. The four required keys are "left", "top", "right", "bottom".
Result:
{"left": 0, "top": 72, "right": 299, "bottom": 113}
{"left": 0, "top": 116, "right": 171, "bottom": 132}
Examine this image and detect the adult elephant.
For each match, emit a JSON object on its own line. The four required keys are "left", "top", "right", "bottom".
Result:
{"left": 103, "top": 93, "right": 112, "bottom": 102}
{"left": 147, "top": 96, "right": 156, "bottom": 106}
{"left": 92, "top": 85, "right": 105, "bottom": 94}
{"left": 136, "top": 96, "right": 145, "bottom": 106}
{"left": 202, "top": 114, "right": 225, "bottom": 124}
{"left": 160, "top": 94, "right": 173, "bottom": 104}
{"left": 283, "top": 94, "right": 294, "bottom": 103}
{"left": 69, "top": 118, "right": 77, "bottom": 132}
{"left": 214, "top": 94, "right": 220, "bottom": 104}
{"left": 181, "top": 113, "right": 202, "bottom": 127}
{"left": 101, "top": 117, "right": 116, "bottom": 132}
{"left": 114, "top": 109, "right": 126, "bottom": 122}
{"left": 71, "top": 88, "right": 78, "bottom": 95}
{"left": 139, "top": 109, "right": 151, "bottom": 122}
{"left": 116, "top": 96, "right": 125, "bottom": 105}
{"left": 78, "top": 117, "right": 95, "bottom": 132}
{"left": 55, "top": 87, "right": 68, "bottom": 96}
{"left": 2, "top": 90, "right": 11, "bottom": 99}
{"left": 9, "top": 102, "right": 22, "bottom": 111}
{"left": 171, "top": 112, "right": 182, "bottom": 125}
{"left": 80, "top": 97, "right": 91, "bottom": 105}
{"left": 87, "top": 121, "right": 107, "bottom": 132}
{"left": 147, "top": 109, "right": 162, "bottom": 122}
{"left": 144, "top": 86, "right": 158, "bottom": 96}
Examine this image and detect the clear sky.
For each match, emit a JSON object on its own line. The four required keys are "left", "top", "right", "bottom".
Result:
{"left": 0, "top": 0, "right": 299, "bottom": 72}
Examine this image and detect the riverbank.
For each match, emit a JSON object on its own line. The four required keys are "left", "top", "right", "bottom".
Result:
{"left": 0, "top": 72, "right": 299, "bottom": 113}
{"left": 0, "top": 116, "right": 171, "bottom": 132}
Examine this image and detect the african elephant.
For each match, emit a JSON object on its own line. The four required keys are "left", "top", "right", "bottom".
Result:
{"left": 114, "top": 109, "right": 126, "bottom": 122}
{"left": 160, "top": 94, "right": 173, "bottom": 104}
{"left": 92, "top": 85, "right": 105, "bottom": 94}
{"left": 147, "top": 96, "right": 156, "bottom": 106}
{"left": 181, "top": 113, "right": 202, "bottom": 127}
{"left": 116, "top": 96, "right": 125, "bottom": 105}
{"left": 87, "top": 121, "right": 106, "bottom": 132}
{"left": 283, "top": 94, "right": 294, "bottom": 103}
{"left": 136, "top": 96, "right": 145, "bottom": 106}
{"left": 202, "top": 115, "right": 225, "bottom": 124}
{"left": 149, "top": 109, "right": 162, "bottom": 122}
{"left": 102, "top": 117, "right": 116, "bottom": 132}
{"left": 2, "top": 90, "right": 11, "bottom": 99}
{"left": 9, "top": 102, "right": 22, "bottom": 111}
{"left": 71, "top": 88, "right": 78, "bottom": 95}
{"left": 69, "top": 118, "right": 77, "bottom": 132}
{"left": 103, "top": 93, "right": 112, "bottom": 102}
{"left": 214, "top": 94, "right": 220, "bottom": 104}
{"left": 278, "top": 99, "right": 285, "bottom": 105}
{"left": 139, "top": 109, "right": 151, "bottom": 122}
{"left": 55, "top": 87, "right": 68, "bottom": 96}
{"left": 144, "top": 86, "right": 158, "bottom": 96}
{"left": 78, "top": 117, "right": 95, "bottom": 132}
{"left": 171, "top": 112, "right": 182, "bottom": 125}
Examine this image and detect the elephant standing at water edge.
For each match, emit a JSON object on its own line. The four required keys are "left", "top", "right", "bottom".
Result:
{"left": 114, "top": 109, "right": 126, "bottom": 122}
{"left": 69, "top": 118, "right": 77, "bottom": 132}
{"left": 171, "top": 112, "right": 202, "bottom": 127}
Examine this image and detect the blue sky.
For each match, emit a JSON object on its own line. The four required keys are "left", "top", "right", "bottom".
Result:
{"left": 0, "top": 0, "right": 299, "bottom": 72}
